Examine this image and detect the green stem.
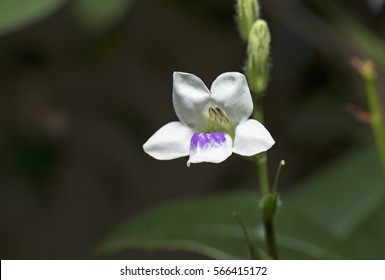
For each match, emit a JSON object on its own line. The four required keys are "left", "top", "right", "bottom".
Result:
{"left": 253, "top": 101, "right": 269, "bottom": 197}
{"left": 252, "top": 99, "right": 265, "bottom": 123}
{"left": 253, "top": 99, "right": 279, "bottom": 259}
{"left": 256, "top": 153, "right": 270, "bottom": 196}
{"left": 263, "top": 217, "right": 278, "bottom": 260}
{"left": 359, "top": 60, "right": 385, "bottom": 179}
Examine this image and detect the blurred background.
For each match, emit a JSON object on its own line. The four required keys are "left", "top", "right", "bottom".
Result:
{"left": 1, "top": 0, "right": 384, "bottom": 259}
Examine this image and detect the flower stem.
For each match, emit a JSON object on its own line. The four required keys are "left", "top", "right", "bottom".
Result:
{"left": 263, "top": 217, "right": 278, "bottom": 259}
{"left": 253, "top": 101, "right": 270, "bottom": 196}
{"left": 253, "top": 99, "right": 279, "bottom": 259}
{"left": 256, "top": 152, "right": 270, "bottom": 196}
{"left": 237, "top": 0, "right": 278, "bottom": 258}
{"left": 364, "top": 67, "right": 385, "bottom": 178}
{"left": 353, "top": 59, "right": 385, "bottom": 179}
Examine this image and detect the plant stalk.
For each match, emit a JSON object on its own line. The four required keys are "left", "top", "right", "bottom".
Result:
{"left": 358, "top": 60, "right": 385, "bottom": 179}
{"left": 253, "top": 99, "right": 279, "bottom": 259}
{"left": 263, "top": 217, "right": 278, "bottom": 260}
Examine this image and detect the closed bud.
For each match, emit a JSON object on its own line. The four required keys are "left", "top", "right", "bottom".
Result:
{"left": 237, "top": 0, "right": 260, "bottom": 41}
{"left": 247, "top": 20, "right": 270, "bottom": 95}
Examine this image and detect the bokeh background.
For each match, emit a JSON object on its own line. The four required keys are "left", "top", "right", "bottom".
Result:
{"left": 1, "top": 0, "right": 384, "bottom": 259}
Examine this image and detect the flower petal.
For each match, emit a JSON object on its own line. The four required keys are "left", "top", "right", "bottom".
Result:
{"left": 143, "top": 121, "right": 194, "bottom": 160}
{"left": 233, "top": 119, "right": 275, "bottom": 156}
{"left": 210, "top": 72, "right": 253, "bottom": 126}
{"left": 187, "top": 132, "right": 233, "bottom": 167}
{"left": 173, "top": 72, "right": 211, "bottom": 130}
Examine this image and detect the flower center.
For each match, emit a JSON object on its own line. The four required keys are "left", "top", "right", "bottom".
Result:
{"left": 208, "top": 106, "right": 230, "bottom": 123}
{"left": 206, "top": 106, "right": 235, "bottom": 138}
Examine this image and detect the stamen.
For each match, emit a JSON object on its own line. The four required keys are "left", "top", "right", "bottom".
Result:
{"left": 215, "top": 107, "right": 224, "bottom": 120}
{"left": 216, "top": 107, "right": 230, "bottom": 122}
{"left": 208, "top": 107, "right": 217, "bottom": 121}
{"left": 208, "top": 106, "right": 230, "bottom": 123}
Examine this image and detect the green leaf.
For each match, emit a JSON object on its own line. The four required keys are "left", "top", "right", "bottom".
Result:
{"left": 274, "top": 145, "right": 385, "bottom": 259}
{"left": 305, "top": 0, "right": 385, "bottom": 70}
{"left": 284, "top": 145, "right": 384, "bottom": 239}
{"left": 0, "top": 0, "right": 66, "bottom": 36}
{"left": 336, "top": 15, "right": 385, "bottom": 70}
{"left": 95, "top": 192, "right": 262, "bottom": 260}
{"left": 71, "top": 0, "right": 134, "bottom": 33}
{"left": 344, "top": 202, "right": 385, "bottom": 259}
{"left": 96, "top": 145, "right": 385, "bottom": 259}
{"left": 276, "top": 145, "right": 385, "bottom": 259}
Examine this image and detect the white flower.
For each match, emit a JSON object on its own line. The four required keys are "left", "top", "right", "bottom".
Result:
{"left": 143, "top": 72, "right": 275, "bottom": 167}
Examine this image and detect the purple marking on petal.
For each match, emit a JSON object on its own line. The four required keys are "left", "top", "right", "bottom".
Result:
{"left": 190, "top": 132, "right": 227, "bottom": 151}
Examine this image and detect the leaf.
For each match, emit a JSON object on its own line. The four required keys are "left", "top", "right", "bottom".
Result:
{"left": 70, "top": 0, "right": 134, "bottom": 33}
{"left": 284, "top": 145, "right": 384, "bottom": 239}
{"left": 346, "top": 202, "right": 385, "bottom": 259}
{"left": 306, "top": 0, "right": 385, "bottom": 70}
{"left": 95, "top": 192, "right": 262, "bottom": 260}
{"left": 96, "top": 145, "right": 385, "bottom": 259}
{"left": 275, "top": 145, "right": 385, "bottom": 259}
{"left": 0, "top": 0, "right": 66, "bottom": 36}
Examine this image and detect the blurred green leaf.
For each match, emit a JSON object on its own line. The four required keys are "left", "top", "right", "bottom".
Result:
{"left": 306, "top": 0, "right": 385, "bottom": 70}
{"left": 276, "top": 145, "right": 385, "bottom": 259}
{"left": 284, "top": 145, "right": 384, "bottom": 239}
{"left": 0, "top": 0, "right": 66, "bottom": 36}
{"left": 335, "top": 14, "right": 385, "bottom": 70}
{"left": 97, "top": 145, "right": 385, "bottom": 259}
{"left": 95, "top": 192, "right": 261, "bottom": 260}
{"left": 71, "top": 0, "right": 134, "bottom": 33}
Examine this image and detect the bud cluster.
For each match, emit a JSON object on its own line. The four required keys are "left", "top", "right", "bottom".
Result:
{"left": 236, "top": 0, "right": 271, "bottom": 96}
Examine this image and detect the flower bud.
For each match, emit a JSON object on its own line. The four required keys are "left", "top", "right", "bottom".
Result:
{"left": 246, "top": 19, "right": 271, "bottom": 95}
{"left": 237, "top": 0, "right": 260, "bottom": 41}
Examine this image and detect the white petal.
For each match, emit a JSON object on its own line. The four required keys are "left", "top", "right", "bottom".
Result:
{"left": 143, "top": 121, "right": 194, "bottom": 160}
{"left": 233, "top": 119, "right": 275, "bottom": 156}
{"left": 210, "top": 72, "right": 253, "bottom": 126}
{"left": 187, "top": 132, "right": 233, "bottom": 167}
{"left": 172, "top": 72, "right": 210, "bottom": 130}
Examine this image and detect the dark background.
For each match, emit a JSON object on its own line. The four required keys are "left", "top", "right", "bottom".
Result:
{"left": 0, "top": 0, "right": 383, "bottom": 259}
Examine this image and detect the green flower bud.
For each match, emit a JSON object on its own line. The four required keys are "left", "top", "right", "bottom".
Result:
{"left": 237, "top": 0, "right": 260, "bottom": 41}
{"left": 246, "top": 19, "right": 271, "bottom": 95}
